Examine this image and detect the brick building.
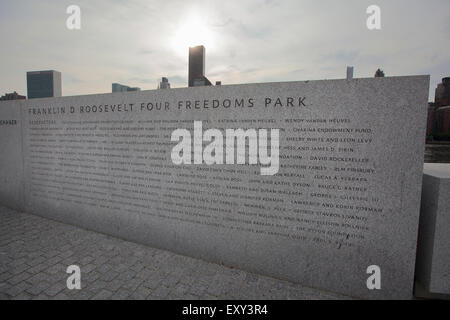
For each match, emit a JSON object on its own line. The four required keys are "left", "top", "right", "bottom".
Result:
{"left": 426, "top": 77, "right": 450, "bottom": 136}
{"left": 0, "top": 91, "right": 26, "bottom": 101}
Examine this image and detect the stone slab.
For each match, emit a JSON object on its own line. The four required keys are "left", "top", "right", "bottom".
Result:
{"left": 0, "top": 76, "right": 429, "bottom": 299}
{"left": 415, "top": 163, "right": 450, "bottom": 295}
{"left": 0, "top": 102, "right": 24, "bottom": 211}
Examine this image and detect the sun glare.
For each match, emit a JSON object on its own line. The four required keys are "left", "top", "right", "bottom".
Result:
{"left": 172, "top": 15, "right": 215, "bottom": 57}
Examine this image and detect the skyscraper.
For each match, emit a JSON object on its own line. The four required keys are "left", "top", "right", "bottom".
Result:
{"left": 346, "top": 66, "right": 354, "bottom": 80}
{"left": 112, "top": 83, "right": 140, "bottom": 92}
{"left": 188, "top": 45, "right": 211, "bottom": 87}
{"left": 189, "top": 46, "right": 205, "bottom": 87}
{"left": 27, "top": 70, "right": 62, "bottom": 99}
{"left": 158, "top": 77, "right": 170, "bottom": 89}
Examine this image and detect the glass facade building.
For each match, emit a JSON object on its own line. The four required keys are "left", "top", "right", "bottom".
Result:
{"left": 189, "top": 46, "right": 205, "bottom": 87}
{"left": 26, "top": 70, "right": 61, "bottom": 99}
{"left": 112, "top": 83, "right": 140, "bottom": 92}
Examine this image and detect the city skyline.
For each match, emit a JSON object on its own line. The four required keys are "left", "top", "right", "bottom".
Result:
{"left": 0, "top": 0, "right": 449, "bottom": 101}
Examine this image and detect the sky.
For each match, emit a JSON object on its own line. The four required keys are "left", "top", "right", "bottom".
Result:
{"left": 0, "top": 0, "right": 449, "bottom": 101}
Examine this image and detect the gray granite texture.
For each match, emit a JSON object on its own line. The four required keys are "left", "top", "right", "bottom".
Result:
{"left": 0, "top": 102, "right": 24, "bottom": 211}
{"left": 0, "top": 76, "right": 430, "bottom": 299}
{"left": 416, "top": 163, "right": 450, "bottom": 295}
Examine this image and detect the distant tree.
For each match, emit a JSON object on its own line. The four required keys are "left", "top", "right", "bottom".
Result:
{"left": 375, "top": 68, "right": 385, "bottom": 77}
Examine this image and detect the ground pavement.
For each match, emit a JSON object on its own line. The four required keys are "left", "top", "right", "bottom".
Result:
{"left": 0, "top": 205, "right": 350, "bottom": 300}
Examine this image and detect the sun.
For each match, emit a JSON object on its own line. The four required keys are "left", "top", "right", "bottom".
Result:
{"left": 171, "top": 15, "right": 215, "bottom": 57}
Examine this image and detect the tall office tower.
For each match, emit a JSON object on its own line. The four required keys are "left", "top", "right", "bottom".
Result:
{"left": 159, "top": 77, "right": 170, "bottom": 89}
{"left": 346, "top": 66, "right": 354, "bottom": 80}
{"left": 27, "top": 70, "right": 62, "bottom": 99}
{"left": 189, "top": 45, "right": 206, "bottom": 87}
{"left": 112, "top": 83, "right": 141, "bottom": 92}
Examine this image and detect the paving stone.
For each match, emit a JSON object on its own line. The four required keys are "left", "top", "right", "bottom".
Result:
{"left": 0, "top": 205, "right": 351, "bottom": 300}
{"left": 27, "top": 263, "right": 48, "bottom": 275}
{"left": 98, "top": 270, "right": 119, "bottom": 282}
{"left": 9, "top": 264, "right": 30, "bottom": 275}
{"left": 7, "top": 272, "right": 32, "bottom": 285}
{"left": 152, "top": 285, "right": 171, "bottom": 299}
{"left": 81, "top": 264, "right": 96, "bottom": 274}
{"left": 45, "top": 263, "right": 66, "bottom": 275}
{"left": 117, "top": 270, "right": 137, "bottom": 282}
{"left": 173, "top": 283, "right": 190, "bottom": 296}
{"left": 80, "top": 256, "right": 94, "bottom": 265}
{"left": 69, "top": 289, "right": 96, "bottom": 300}
{"left": 45, "top": 282, "right": 66, "bottom": 297}
{"left": 84, "top": 271, "right": 101, "bottom": 284}
{"left": 129, "top": 286, "right": 152, "bottom": 300}
{"left": 32, "top": 294, "right": 50, "bottom": 300}
{"left": 25, "top": 281, "right": 51, "bottom": 296}
{"left": 91, "top": 289, "right": 113, "bottom": 300}
{"left": 121, "top": 277, "right": 144, "bottom": 292}
{"left": 189, "top": 284, "right": 208, "bottom": 297}
{"left": 103, "top": 280, "right": 123, "bottom": 293}
{"left": 11, "top": 292, "right": 32, "bottom": 300}
{"left": 26, "top": 272, "right": 50, "bottom": 285}
{"left": 111, "top": 289, "right": 132, "bottom": 300}
{"left": 53, "top": 292, "right": 70, "bottom": 300}
{"left": 143, "top": 277, "right": 162, "bottom": 290}
{"left": 5, "top": 284, "right": 27, "bottom": 297}
{"left": 201, "top": 293, "right": 219, "bottom": 300}
{"left": 87, "top": 280, "right": 108, "bottom": 292}
{"left": 28, "top": 256, "right": 46, "bottom": 266}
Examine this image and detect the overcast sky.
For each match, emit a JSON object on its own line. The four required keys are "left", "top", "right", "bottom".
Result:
{"left": 0, "top": 0, "right": 449, "bottom": 101}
